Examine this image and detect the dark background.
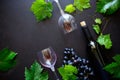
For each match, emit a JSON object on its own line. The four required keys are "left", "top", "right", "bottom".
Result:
{"left": 0, "top": 0, "right": 120, "bottom": 80}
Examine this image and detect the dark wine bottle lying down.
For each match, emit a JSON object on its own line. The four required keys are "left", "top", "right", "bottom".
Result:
{"left": 80, "top": 21, "right": 110, "bottom": 80}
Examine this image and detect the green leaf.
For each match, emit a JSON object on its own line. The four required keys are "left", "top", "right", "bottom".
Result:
{"left": 65, "top": 4, "right": 76, "bottom": 13}
{"left": 104, "top": 62, "right": 118, "bottom": 74}
{"left": 25, "top": 61, "right": 48, "bottom": 80}
{"left": 104, "top": 54, "right": 120, "bottom": 79}
{"left": 95, "top": 18, "right": 102, "bottom": 24}
{"left": 74, "top": 0, "right": 91, "bottom": 11}
{"left": 58, "top": 65, "right": 78, "bottom": 80}
{"left": 97, "top": 34, "right": 112, "bottom": 49}
{"left": 96, "top": 0, "right": 120, "bottom": 15}
{"left": 30, "top": 0, "right": 53, "bottom": 21}
{"left": 0, "top": 48, "right": 17, "bottom": 71}
{"left": 113, "top": 55, "right": 120, "bottom": 64}
{"left": 93, "top": 24, "right": 101, "bottom": 34}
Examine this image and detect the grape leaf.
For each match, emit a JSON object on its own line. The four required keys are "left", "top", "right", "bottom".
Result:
{"left": 97, "top": 34, "right": 112, "bottom": 49}
{"left": 58, "top": 65, "right": 78, "bottom": 80}
{"left": 30, "top": 0, "right": 53, "bottom": 21}
{"left": 25, "top": 61, "right": 48, "bottom": 80}
{"left": 74, "top": 0, "right": 91, "bottom": 11}
{"left": 104, "top": 54, "right": 120, "bottom": 79}
{"left": 96, "top": 0, "right": 120, "bottom": 15}
{"left": 95, "top": 18, "right": 102, "bottom": 24}
{"left": 93, "top": 24, "right": 101, "bottom": 34}
{"left": 113, "top": 55, "right": 120, "bottom": 64}
{"left": 0, "top": 48, "right": 17, "bottom": 71}
{"left": 65, "top": 4, "right": 76, "bottom": 13}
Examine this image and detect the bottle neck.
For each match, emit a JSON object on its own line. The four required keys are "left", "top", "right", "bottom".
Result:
{"left": 82, "top": 26, "right": 94, "bottom": 42}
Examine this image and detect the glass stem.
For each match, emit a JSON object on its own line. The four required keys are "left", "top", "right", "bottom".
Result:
{"left": 51, "top": 66, "right": 59, "bottom": 80}
{"left": 53, "top": 71, "right": 59, "bottom": 80}
{"left": 54, "top": 0, "right": 64, "bottom": 16}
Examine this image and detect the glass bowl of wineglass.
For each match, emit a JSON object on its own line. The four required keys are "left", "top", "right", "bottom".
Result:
{"left": 58, "top": 13, "right": 77, "bottom": 34}
{"left": 46, "top": 0, "right": 77, "bottom": 34}
{"left": 38, "top": 47, "right": 59, "bottom": 80}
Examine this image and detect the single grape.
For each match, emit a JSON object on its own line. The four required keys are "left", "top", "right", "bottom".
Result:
{"left": 65, "top": 48, "right": 69, "bottom": 51}
{"left": 79, "top": 72, "right": 84, "bottom": 76}
{"left": 64, "top": 51, "right": 67, "bottom": 54}
{"left": 89, "top": 71, "right": 94, "bottom": 75}
{"left": 63, "top": 60, "right": 68, "bottom": 65}
{"left": 82, "top": 59, "right": 86, "bottom": 64}
{"left": 70, "top": 48, "right": 74, "bottom": 51}
{"left": 71, "top": 57, "right": 75, "bottom": 60}
{"left": 64, "top": 56, "right": 68, "bottom": 60}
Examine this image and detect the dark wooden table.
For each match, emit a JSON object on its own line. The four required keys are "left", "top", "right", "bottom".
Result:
{"left": 0, "top": 0, "right": 120, "bottom": 80}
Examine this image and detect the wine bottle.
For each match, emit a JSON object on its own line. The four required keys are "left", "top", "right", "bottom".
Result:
{"left": 80, "top": 21, "right": 105, "bottom": 66}
{"left": 80, "top": 21, "right": 110, "bottom": 80}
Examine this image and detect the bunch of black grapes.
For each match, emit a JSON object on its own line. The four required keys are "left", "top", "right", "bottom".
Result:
{"left": 63, "top": 48, "right": 94, "bottom": 80}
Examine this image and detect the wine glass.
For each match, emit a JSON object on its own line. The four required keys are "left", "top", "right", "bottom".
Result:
{"left": 38, "top": 47, "right": 59, "bottom": 80}
{"left": 47, "top": 0, "right": 77, "bottom": 34}
{"left": 58, "top": 13, "right": 77, "bottom": 34}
